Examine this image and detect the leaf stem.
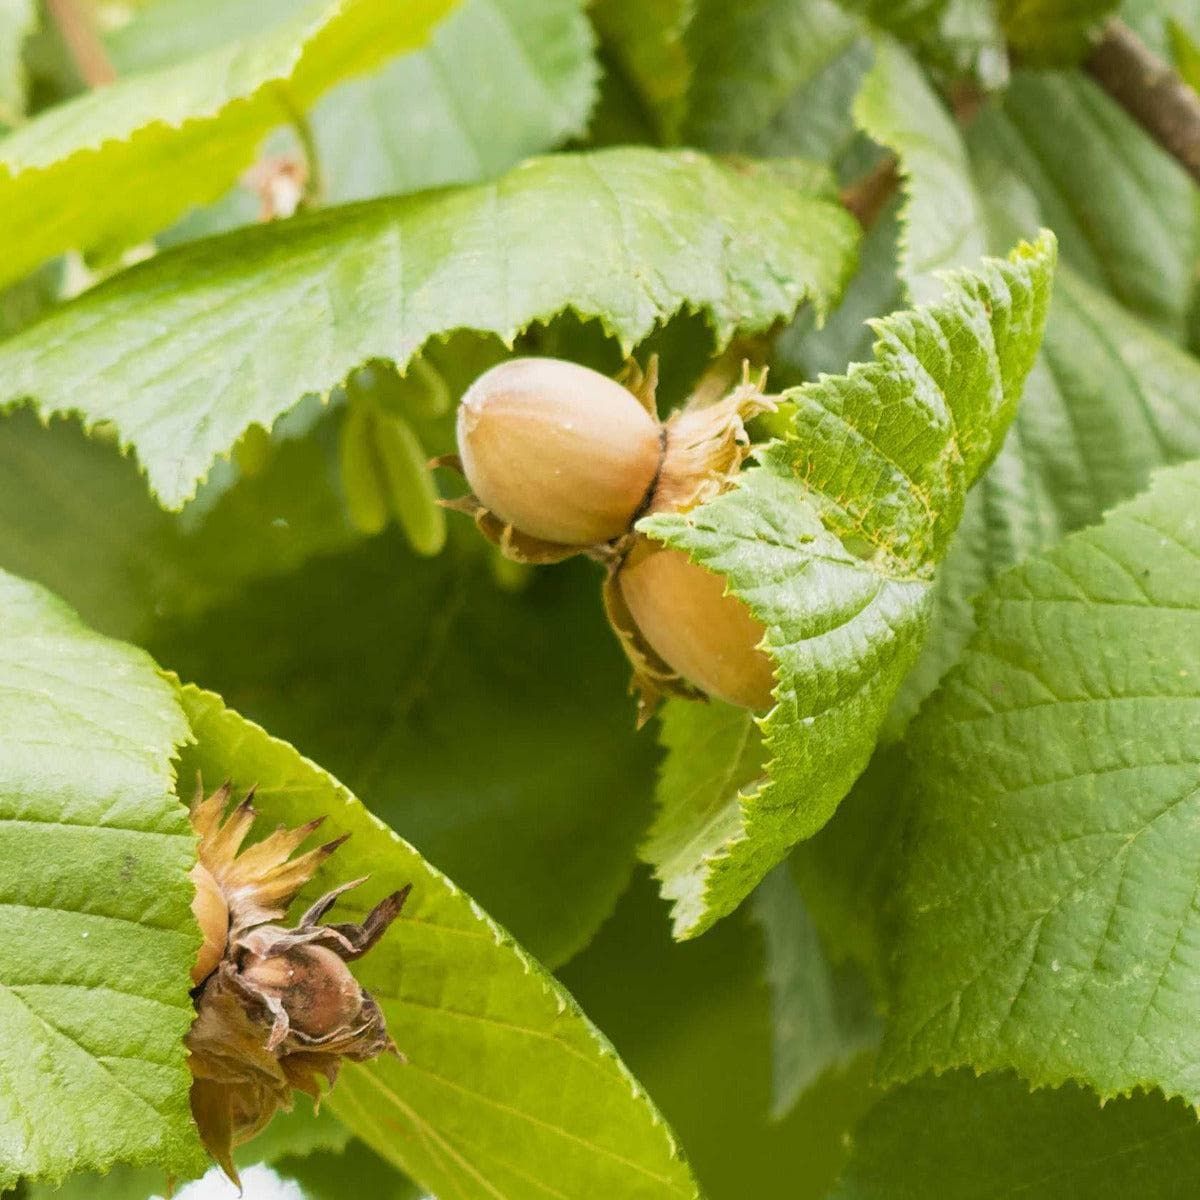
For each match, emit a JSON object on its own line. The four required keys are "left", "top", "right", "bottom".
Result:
{"left": 1085, "top": 18, "right": 1200, "bottom": 186}
{"left": 44, "top": 0, "right": 116, "bottom": 89}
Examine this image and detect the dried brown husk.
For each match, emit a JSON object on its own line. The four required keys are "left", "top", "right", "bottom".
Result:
{"left": 185, "top": 780, "right": 408, "bottom": 1182}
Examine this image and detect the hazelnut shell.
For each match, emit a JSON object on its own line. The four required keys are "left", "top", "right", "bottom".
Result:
{"left": 457, "top": 357, "right": 662, "bottom": 546}
{"left": 616, "top": 537, "right": 776, "bottom": 711}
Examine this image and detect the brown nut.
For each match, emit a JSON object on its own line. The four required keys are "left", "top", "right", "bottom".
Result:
{"left": 240, "top": 943, "right": 364, "bottom": 1040}
{"left": 616, "top": 536, "right": 776, "bottom": 711}
{"left": 456, "top": 357, "right": 662, "bottom": 546}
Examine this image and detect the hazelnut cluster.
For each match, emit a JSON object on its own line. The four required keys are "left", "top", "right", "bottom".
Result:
{"left": 186, "top": 780, "right": 408, "bottom": 1182}
{"left": 441, "top": 354, "right": 778, "bottom": 719}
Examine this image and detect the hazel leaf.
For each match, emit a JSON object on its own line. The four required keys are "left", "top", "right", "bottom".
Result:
{"left": 751, "top": 866, "right": 880, "bottom": 1119}
{"left": 0, "top": 569, "right": 205, "bottom": 1190}
{"left": 0, "top": 146, "right": 858, "bottom": 510}
{"left": 560, "top": 873, "right": 879, "bottom": 1199}
{"left": 890, "top": 267, "right": 1200, "bottom": 727}
{"left": 882, "top": 459, "right": 1200, "bottom": 1105}
{"left": 309, "top": 0, "right": 599, "bottom": 203}
{"left": 852, "top": 36, "right": 988, "bottom": 306}
{"left": 853, "top": 34, "right": 1200, "bottom": 725}
{"left": 856, "top": 38, "right": 1195, "bottom": 336}
{"left": 175, "top": 682, "right": 701, "bottom": 1200}
{"left": 997, "top": 0, "right": 1120, "bottom": 64}
{"left": 104, "top": 0, "right": 599, "bottom": 207}
{"left": 0, "top": 0, "right": 457, "bottom": 288}
{"left": 590, "top": 0, "right": 694, "bottom": 141}
{"left": 639, "top": 231, "right": 1056, "bottom": 938}
{"left": 679, "top": 0, "right": 862, "bottom": 153}
{"left": 830, "top": 1070, "right": 1200, "bottom": 1198}
{"left": 0, "top": 0, "right": 35, "bottom": 127}
{"left": 835, "top": 0, "right": 949, "bottom": 42}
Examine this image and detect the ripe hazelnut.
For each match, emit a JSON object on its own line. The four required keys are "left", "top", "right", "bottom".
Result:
{"left": 456, "top": 357, "right": 662, "bottom": 546}
{"left": 616, "top": 537, "right": 776, "bottom": 711}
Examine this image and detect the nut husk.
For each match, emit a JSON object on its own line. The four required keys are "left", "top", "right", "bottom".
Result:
{"left": 185, "top": 781, "right": 408, "bottom": 1182}
{"left": 650, "top": 366, "right": 776, "bottom": 517}
{"left": 189, "top": 863, "right": 229, "bottom": 986}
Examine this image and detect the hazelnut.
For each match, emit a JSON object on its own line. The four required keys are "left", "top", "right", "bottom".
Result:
{"left": 240, "top": 943, "right": 364, "bottom": 1041}
{"left": 456, "top": 357, "right": 662, "bottom": 546}
{"left": 616, "top": 536, "right": 776, "bottom": 711}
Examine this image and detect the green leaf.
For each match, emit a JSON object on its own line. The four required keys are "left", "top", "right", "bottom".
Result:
{"left": 0, "top": 146, "right": 858, "bottom": 510}
{"left": 0, "top": 0, "right": 456, "bottom": 288}
{"left": 751, "top": 867, "right": 880, "bottom": 1118}
{"left": 788, "top": 744, "right": 911, "bottom": 996}
{"left": 590, "top": 0, "right": 693, "bottom": 140}
{"left": 0, "top": 0, "right": 35, "bottom": 126}
{"left": 0, "top": 570, "right": 204, "bottom": 1189}
{"left": 998, "top": 0, "right": 1119, "bottom": 64}
{"left": 106, "top": 0, "right": 599, "bottom": 205}
{"left": 1168, "top": 16, "right": 1200, "bottom": 91}
{"left": 560, "top": 873, "right": 879, "bottom": 1200}
{"left": 103, "top": 0, "right": 305, "bottom": 66}
{"left": 1122, "top": 0, "right": 1200, "bottom": 58}
{"left": 836, "top": 0, "right": 949, "bottom": 43}
{"left": 774, "top": 199, "right": 905, "bottom": 386}
{"left": 680, "top": 0, "right": 864, "bottom": 156}
{"left": 0, "top": 406, "right": 359, "bottom": 643}
{"left": 883, "top": 459, "right": 1200, "bottom": 1104}
{"left": 0, "top": 257, "right": 62, "bottom": 340}
{"left": 277, "top": 1137, "right": 421, "bottom": 1200}
{"left": 640, "top": 231, "right": 1057, "bottom": 938}
{"left": 838, "top": 0, "right": 1006, "bottom": 81}
{"left": 968, "top": 70, "right": 1196, "bottom": 339}
{"left": 740, "top": 38, "right": 875, "bottom": 170}
{"left": 889, "top": 269, "right": 1200, "bottom": 725}
{"left": 312, "top": 0, "right": 597, "bottom": 202}
{"left": 853, "top": 37, "right": 988, "bottom": 305}
{"left": 592, "top": 0, "right": 871, "bottom": 163}
{"left": 857, "top": 41, "right": 1195, "bottom": 336}
{"left": 175, "top": 684, "right": 700, "bottom": 1200}
{"left": 830, "top": 1070, "right": 1200, "bottom": 1198}
{"left": 150, "top": 541, "right": 655, "bottom": 969}
{"left": 855, "top": 40, "right": 1200, "bottom": 724}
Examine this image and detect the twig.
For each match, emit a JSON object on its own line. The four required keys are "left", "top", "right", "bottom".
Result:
{"left": 44, "top": 0, "right": 116, "bottom": 89}
{"left": 1086, "top": 17, "right": 1200, "bottom": 186}
{"left": 839, "top": 155, "right": 900, "bottom": 231}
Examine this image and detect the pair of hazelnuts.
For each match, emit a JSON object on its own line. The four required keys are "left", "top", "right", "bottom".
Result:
{"left": 444, "top": 354, "right": 778, "bottom": 717}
